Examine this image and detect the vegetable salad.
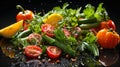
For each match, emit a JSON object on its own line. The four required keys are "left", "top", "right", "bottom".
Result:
{"left": 0, "top": 3, "right": 120, "bottom": 67}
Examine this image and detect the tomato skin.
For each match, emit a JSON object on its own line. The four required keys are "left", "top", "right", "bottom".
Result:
{"left": 41, "top": 24, "right": 55, "bottom": 37}
{"left": 27, "top": 33, "right": 42, "bottom": 45}
{"left": 24, "top": 45, "right": 42, "bottom": 58}
{"left": 47, "top": 46, "right": 62, "bottom": 59}
{"left": 96, "top": 29, "right": 119, "bottom": 49}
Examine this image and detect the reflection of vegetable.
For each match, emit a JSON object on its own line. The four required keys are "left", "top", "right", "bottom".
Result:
{"left": 41, "top": 24, "right": 55, "bottom": 37}
{"left": 24, "top": 45, "right": 42, "bottom": 58}
{"left": 97, "top": 29, "right": 119, "bottom": 49}
{"left": 16, "top": 5, "right": 34, "bottom": 30}
{"left": 0, "top": 20, "right": 23, "bottom": 38}
{"left": 0, "top": 39, "right": 15, "bottom": 58}
{"left": 47, "top": 46, "right": 62, "bottom": 59}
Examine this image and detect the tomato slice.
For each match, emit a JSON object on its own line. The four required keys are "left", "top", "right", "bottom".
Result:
{"left": 47, "top": 46, "right": 62, "bottom": 59}
{"left": 41, "top": 24, "right": 55, "bottom": 37}
{"left": 27, "top": 33, "right": 42, "bottom": 45}
{"left": 24, "top": 45, "right": 42, "bottom": 58}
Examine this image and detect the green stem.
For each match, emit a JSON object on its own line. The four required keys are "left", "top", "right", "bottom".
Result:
{"left": 16, "top": 5, "right": 25, "bottom": 13}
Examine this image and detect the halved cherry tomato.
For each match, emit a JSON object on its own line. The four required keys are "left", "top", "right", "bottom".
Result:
{"left": 96, "top": 29, "right": 119, "bottom": 49}
{"left": 27, "top": 33, "right": 42, "bottom": 45}
{"left": 24, "top": 45, "right": 42, "bottom": 58}
{"left": 47, "top": 46, "right": 62, "bottom": 59}
{"left": 16, "top": 5, "right": 34, "bottom": 30}
{"left": 41, "top": 24, "right": 55, "bottom": 37}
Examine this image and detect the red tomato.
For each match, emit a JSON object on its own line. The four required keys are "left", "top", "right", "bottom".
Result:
{"left": 47, "top": 46, "right": 62, "bottom": 59}
{"left": 41, "top": 24, "right": 55, "bottom": 37}
{"left": 24, "top": 45, "right": 42, "bottom": 58}
{"left": 62, "top": 28, "right": 71, "bottom": 37}
{"left": 27, "top": 33, "right": 42, "bottom": 45}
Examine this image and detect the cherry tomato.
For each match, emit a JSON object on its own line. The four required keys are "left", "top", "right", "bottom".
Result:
{"left": 24, "top": 45, "right": 42, "bottom": 58}
{"left": 27, "top": 33, "right": 42, "bottom": 45}
{"left": 47, "top": 46, "right": 62, "bottom": 59}
{"left": 96, "top": 29, "right": 119, "bottom": 49}
{"left": 16, "top": 5, "right": 34, "bottom": 30}
{"left": 41, "top": 24, "right": 55, "bottom": 37}
{"left": 62, "top": 28, "right": 71, "bottom": 37}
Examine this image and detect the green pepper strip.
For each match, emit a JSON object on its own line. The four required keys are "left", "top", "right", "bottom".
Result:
{"left": 78, "top": 17, "right": 97, "bottom": 25}
{"left": 17, "top": 29, "right": 32, "bottom": 38}
{"left": 82, "top": 42, "right": 99, "bottom": 56}
{"left": 79, "top": 22, "right": 100, "bottom": 29}
{"left": 42, "top": 35, "right": 76, "bottom": 57}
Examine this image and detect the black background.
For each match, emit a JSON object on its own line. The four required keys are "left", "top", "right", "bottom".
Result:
{"left": 0, "top": 0, "right": 120, "bottom": 67}
{"left": 0, "top": 0, "right": 120, "bottom": 33}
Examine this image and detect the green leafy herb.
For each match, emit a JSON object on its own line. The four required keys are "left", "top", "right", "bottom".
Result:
{"left": 83, "top": 4, "right": 95, "bottom": 18}
{"left": 94, "top": 3, "right": 110, "bottom": 21}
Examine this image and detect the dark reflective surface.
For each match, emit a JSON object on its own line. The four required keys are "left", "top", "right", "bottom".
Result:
{"left": 0, "top": 0, "right": 120, "bottom": 67}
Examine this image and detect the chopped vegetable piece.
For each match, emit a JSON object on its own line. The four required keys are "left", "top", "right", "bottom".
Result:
{"left": 47, "top": 46, "right": 62, "bottom": 59}
{"left": 24, "top": 45, "right": 42, "bottom": 58}
{"left": 43, "top": 13, "right": 63, "bottom": 27}
{"left": 41, "top": 23, "right": 55, "bottom": 37}
{"left": 0, "top": 20, "right": 23, "bottom": 38}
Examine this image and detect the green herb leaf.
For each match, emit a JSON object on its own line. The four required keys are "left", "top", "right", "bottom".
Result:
{"left": 83, "top": 4, "right": 95, "bottom": 18}
{"left": 94, "top": 3, "right": 110, "bottom": 21}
